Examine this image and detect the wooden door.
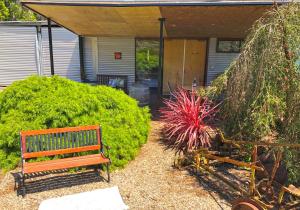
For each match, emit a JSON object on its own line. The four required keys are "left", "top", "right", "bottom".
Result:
{"left": 183, "top": 40, "right": 206, "bottom": 87}
{"left": 163, "top": 39, "right": 184, "bottom": 95}
{"left": 163, "top": 39, "right": 206, "bottom": 95}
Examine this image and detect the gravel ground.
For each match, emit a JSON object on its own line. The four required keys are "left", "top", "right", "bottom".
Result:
{"left": 0, "top": 121, "right": 239, "bottom": 210}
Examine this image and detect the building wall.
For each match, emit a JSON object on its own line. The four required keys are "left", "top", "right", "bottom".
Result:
{"left": 41, "top": 28, "right": 81, "bottom": 82}
{"left": 0, "top": 26, "right": 40, "bottom": 86}
{"left": 83, "top": 37, "right": 98, "bottom": 82}
{"left": 83, "top": 37, "right": 136, "bottom": 85}
{"left": 206, "top": 37, "right": 239, "bottom": 85}
{"left": 0, "top": 25, "right": 239, "bottom": 88}
{"left": 98, "top": 37, "right": 135, "bottom": 86}
{"left": 0, "top": 25, "right": 81, "bottom": 86}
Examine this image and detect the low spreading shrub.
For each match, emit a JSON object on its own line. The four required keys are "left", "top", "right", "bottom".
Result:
{"left": 0, "top": 75, "right": 150, "bottom": 171}
{"left": 160, "top": 88, "right": 219, "bottom": 153}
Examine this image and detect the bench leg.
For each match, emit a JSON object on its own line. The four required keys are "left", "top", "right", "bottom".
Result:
{"left": 94, "top": 165, "right": 100, "bottom": 174}
{"left": 14, "top": 176, "right": 17, "bottom": 191}
{"left": 21, "top": 174, "right": 26, "bottom": 197}
{"left": 106, "top": 163, "right": 110, "bottom": 183}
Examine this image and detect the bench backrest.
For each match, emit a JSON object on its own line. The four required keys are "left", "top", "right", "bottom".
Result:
{"left": 20, "top": 125, "right": 102, "bottom": 159}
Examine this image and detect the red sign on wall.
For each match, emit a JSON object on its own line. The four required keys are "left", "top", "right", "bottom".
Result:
{"left": 114, "top": 52, "right": 122, "bottom": 60}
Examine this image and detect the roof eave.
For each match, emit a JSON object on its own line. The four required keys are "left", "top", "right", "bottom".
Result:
{"left": 21, "top": 0, "right": 288, "bottom": 7}
{"left": 0, "top": 21, "right": 59, "bottom": 26}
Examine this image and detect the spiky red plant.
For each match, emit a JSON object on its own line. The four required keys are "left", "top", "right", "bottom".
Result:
{"left": 160, "top": 88, "right": 219, "bottom": 153}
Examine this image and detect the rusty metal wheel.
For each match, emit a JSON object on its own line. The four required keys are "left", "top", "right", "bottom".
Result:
{"left": 232, "top": 198, "right": 265, "bottom": 210}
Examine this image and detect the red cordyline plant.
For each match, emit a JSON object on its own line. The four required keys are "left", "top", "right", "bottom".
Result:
{"left": 160, "top": 88, "right": 219, "bottom": 153}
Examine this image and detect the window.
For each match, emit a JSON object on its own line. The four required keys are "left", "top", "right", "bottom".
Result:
{"left": 216, "top": 39, "right": 242, "bottom": 53}
{"left": 135, "top": 39, "right": 159, "bottom": 86}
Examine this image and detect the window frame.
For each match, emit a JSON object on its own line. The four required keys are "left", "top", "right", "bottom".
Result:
{"left": 216, "top": 38, "right": 243, "bottom": 53}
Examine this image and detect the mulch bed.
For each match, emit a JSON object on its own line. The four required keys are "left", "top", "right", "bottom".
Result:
{"left": 0, "top": 121, "right": 247, "bottom": 210}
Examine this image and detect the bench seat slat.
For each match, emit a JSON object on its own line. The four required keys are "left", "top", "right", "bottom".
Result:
{"left": 23, "top": 154, "right": 109, "bottom": 174}
{"left": 23, "top": 145, "right": 100, "bottom": 159}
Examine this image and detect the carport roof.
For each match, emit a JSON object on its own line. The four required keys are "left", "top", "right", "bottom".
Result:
{"left": 21, "top": 0, "right": 293, "bottom": 38}
{"left": 21, "top": 0, "right": 288, "bottom": 6}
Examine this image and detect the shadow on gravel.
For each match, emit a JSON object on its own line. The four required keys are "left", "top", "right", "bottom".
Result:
{"left": 159, "top": 133, "right": 242, "bottom": 209}
{"left": 186, "top": 164, "right": 246, "bottom": 208}
{"left": 12, "top": 169, "right": 106, "bottom": 196}
{"left": 187, "top": 168, "right": 236, "bottom": 206}
{"left": 214, "top": 163, "right": 249, "bottom": 188}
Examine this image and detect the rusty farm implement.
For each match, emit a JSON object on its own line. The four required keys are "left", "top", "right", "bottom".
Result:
{"left": 193, "top": 132, "right": 300, "bottom": 210}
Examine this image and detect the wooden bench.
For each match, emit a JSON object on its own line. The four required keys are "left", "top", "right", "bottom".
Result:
{"left": 19, "top": 125, "right": 111, "bottom": 196}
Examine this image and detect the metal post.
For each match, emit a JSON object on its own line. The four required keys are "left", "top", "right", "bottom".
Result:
{"left": 47, "top": 18, "right": 55, "bottom": 75}
{"left": 79, "top": 36, "right": 86, "bottom": 81}
{"left": 158, "top": 18, "right": 165, "bottom": 95}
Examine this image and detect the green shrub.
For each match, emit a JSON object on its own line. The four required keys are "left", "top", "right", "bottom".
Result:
{"left": 221, "top": 3, "right": 300, "bottom": 140}
{"left": 206, "top": 3, "right": 300, "bottom": 184}
{"left": 0, "top": 75, "right": 150, "bottom": 171}
{"left": 198, "top": 70, "right": 229, "bottom": 100}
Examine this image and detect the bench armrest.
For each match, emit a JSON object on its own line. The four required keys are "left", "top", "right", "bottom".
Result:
{"left": 102, "top": 144, "right": 111, "bottom": 158}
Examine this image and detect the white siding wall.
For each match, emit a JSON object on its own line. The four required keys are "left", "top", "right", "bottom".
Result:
{"left": 98, "top": 37, "right": 135, "bottom": 85}
{"left": 0, "top": 26, "right": 39, "bottom": 85}
{"left": 1, "top": 29, "right": 241, "bottom": 88}
{"left": 83, "top": 37, "right": 98, "bottom": 81}
{"left": 41, "top": 28, "right": 81, "bottom": 81}
{"left": 206, "top": 38, "right": 239, "bottom": 85}
{"left": 0, "top": 26, "right": 81, "bottom": 85}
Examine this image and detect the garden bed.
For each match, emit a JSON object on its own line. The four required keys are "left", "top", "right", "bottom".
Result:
{"left": 0, "top": 121, "right": 237, "bottom": 210}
